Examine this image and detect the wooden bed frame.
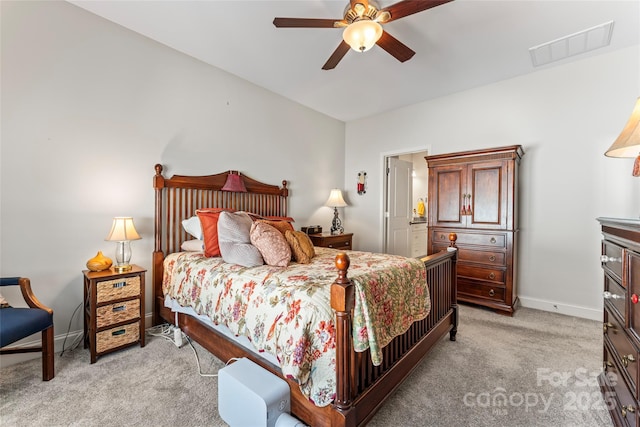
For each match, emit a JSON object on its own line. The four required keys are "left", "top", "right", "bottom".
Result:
{"left": 152, "top": 164, "right": 458, "bottom": 427}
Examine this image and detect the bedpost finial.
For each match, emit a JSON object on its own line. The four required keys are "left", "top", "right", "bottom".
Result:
{"left": 448, "top": 232, "right": 457, "bottom": 247}
{"left": 335, "top": 252, "right": 350, "bottom": 284}
{"left": 155, "top": 164, "right": 163, "bottom": 176}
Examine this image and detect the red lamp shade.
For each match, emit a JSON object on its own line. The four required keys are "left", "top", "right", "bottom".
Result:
{"left": 221, "top": 171, "right": 247, "bottom": 192}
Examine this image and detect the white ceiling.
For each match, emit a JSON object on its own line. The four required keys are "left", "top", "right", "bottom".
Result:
{"left": 68, "top": 0, "right": 640, "bottom": 122}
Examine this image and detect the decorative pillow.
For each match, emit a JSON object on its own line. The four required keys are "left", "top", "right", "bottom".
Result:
{"left": 257, "top": 219, "right": 294, "bottom": 236}
{"left": 250, "top": 222, "right": 291, "bottom": 267}
{"left": 284, "top": 230, "right": 316, "bottom": 264}
{"left": 217, "top": 211, "right": 263, "bottom": 267}
{"left": 181, "top": 239, "right": 204, "bottom": 252}
{"left": 196, "top": 208, "right": 233, "bottom": 257}
{"left": 182, "top": 216, "right": 203, "bottom": 240}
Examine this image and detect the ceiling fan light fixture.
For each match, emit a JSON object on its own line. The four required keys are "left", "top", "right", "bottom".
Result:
{"left": 342, "top": 19, "right": 383, "bottom": 52}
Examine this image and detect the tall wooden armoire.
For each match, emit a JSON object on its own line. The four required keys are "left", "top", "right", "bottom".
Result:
{"left": 426, "top": 145, "right": 523, "bottom": 316}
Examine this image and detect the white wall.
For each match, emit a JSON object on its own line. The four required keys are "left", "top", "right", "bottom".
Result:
{"left": 344, "top": 46, "right": 640, "bottom": 320}
{"left": 0, "top": 1, "right": 344, "bottom": 361}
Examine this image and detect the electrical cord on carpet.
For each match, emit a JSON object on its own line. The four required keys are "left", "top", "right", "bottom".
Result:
{"left": 60, "top": 302, "right": 83, "bottom": 357}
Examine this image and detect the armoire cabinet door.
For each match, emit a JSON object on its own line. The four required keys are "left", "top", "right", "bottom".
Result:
{"left": 428, "top": 160, "right": 510, "bottom": 230}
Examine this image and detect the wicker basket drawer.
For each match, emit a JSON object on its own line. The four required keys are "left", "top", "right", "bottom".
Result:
{"left": 96, "top": 299, "right": 140, "bottom": 329}
{"left": 96, "top": 276, "right": 141, "bottom": 304}
{"left": 96, "top": 322, "right": 139, "bottom": 353}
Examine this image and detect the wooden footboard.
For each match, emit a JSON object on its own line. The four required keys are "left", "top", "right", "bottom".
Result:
{"left": 152, "top": 164, "right": 458, "bottom": 427}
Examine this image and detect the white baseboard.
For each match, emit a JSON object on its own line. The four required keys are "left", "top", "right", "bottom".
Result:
{"left": 0, "top": 312, "right": 156, "bottom": 368}
{"left": 518, "top": 296, "right": 602, "bottom": 321}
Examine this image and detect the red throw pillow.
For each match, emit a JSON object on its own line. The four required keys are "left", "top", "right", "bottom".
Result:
{"left": 196, "top": 208, "right": 233, "bottom": 257}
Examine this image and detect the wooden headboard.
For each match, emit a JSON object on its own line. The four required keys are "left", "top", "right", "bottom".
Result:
{"left": 152, "top": 164, "right": 289, "bottom": 324}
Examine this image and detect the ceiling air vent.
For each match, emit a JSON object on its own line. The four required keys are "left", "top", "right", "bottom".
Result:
{"left": 529, "top": 20, "right": 614, "bottom": 67}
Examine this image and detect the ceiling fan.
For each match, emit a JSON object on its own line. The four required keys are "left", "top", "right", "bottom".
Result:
{"left": 273, "top": 0, "right": 453, "bottom": 70}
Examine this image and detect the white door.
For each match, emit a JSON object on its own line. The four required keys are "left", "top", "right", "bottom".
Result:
{"left": 385, "top": 157, "right": 413, "bottom": 256}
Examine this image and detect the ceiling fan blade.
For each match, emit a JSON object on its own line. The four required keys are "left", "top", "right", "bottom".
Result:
{"left": 376, "top": 31, "right": 415, "bottom": 63}
{"left": 381, "top": 0, "right": 453, "bottom": 23}
{"left": 273, "top": 18, "right": 340, "bottom": 28}
{"left": 322, "top": 41, "right": 351, "bottom": 70}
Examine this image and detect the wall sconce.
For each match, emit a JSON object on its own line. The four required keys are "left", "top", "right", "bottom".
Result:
{"left": 357, "top": 171, "right": 367, "bottom": 195}
{"left": 105, "top": 217, "right": 141, "bottom": 272}
{"left": 605, "top": 97, "right": 640, "bottom": 177}
{"left": 325, "top": 189, "right": 348, "bottom": 235}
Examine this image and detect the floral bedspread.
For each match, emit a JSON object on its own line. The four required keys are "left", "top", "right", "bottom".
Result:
{"left": 162, "top": 247, "right": 429, "bottom": 406}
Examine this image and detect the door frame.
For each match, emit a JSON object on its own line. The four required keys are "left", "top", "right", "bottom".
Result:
{"left": 382, "top": 146, "right": 431, "bottom": 254}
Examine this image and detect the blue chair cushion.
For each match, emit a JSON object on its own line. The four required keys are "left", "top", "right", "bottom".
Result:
{"left": 0, "top": 307, "right": 53, "bottom": 347}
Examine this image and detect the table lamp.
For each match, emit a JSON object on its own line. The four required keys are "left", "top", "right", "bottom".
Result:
{"left": 325, "top": 189, "right": 348, "bottom": 235}
{"left": 105, "top": 217, "right": 141, "bottom": 272}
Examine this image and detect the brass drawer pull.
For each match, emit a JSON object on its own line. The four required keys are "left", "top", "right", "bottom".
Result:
{"left": 623, "top": 354, "right": 636, "bottom": 367}
{"left": 604, "top": 361, "right": 613, "bottom": 369}
{"left": 603, "top": 322, "right": 615, "bottom": 333}
{"left": 622, "top": 405, "right": 635, "bottom": 417}
{"left": 488, "top": 273, "right": 495, "bottom": 280}
{"left": 488, "top": 255, "right": 496, "bottom": 262}
{"left": 490, "top": 237, "right": 497, "bottom": 244}
{"left": 488, "top": 289, "right": 495, "bottom": 297}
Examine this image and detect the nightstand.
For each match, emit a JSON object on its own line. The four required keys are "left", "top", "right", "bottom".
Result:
{"left": 308, "top": 233, "right": 353, "bottom": 250}
{"left": 83, "top": 265, "right": 146, "bottom": 363}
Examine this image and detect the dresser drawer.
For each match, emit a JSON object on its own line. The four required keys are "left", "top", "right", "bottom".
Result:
{"left": 458, "top": 280, "right": 505, "bottom": 302}
{"left": 602, "top": 240, "right": 624, "bottom": 283}
{"left": 605, "top": 273, "right": 627, "bottom": 324}
{"left": 96, "top": 298, "right": 140, "bottom": 329}
{"left": 458, "top": 264, "right": 505, "bottom": 284}
{"left": 96, "top": 322, "right": 140, "bottom": 353}
{"left": 604, "top": 342, "right": 638, "bottom": 426}
{"left": 96, "top": 275, "right": 141, "bottom": 304}
{"left": 432, "top": 230, "right": 506, "bottom": 248}
{"left": 604, "top": 309, "right": 638, "bottom": 397}
{"left": 629, "top": 251, "right": 640, "bottom": 341}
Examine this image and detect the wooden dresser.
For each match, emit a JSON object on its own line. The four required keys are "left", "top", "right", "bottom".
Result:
{"left": 598, "top": 218, "right": 640, "bottom": 427}
{"left": 426, "top": 145, "right": 523, "bottom": 316}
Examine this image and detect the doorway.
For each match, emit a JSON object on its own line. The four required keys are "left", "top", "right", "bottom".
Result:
{"left": 383, "top": 150, "right": 429, "bottom": 255}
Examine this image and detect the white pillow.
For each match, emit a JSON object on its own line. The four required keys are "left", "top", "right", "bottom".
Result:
{"left": 182, "top": 216, "right": 203, "bottom": 240}
{"left": 181, "top": 239, "right": 204, "bottom": 252}
{"left": 218, "top": 211, "right": 263, "bottom": 267}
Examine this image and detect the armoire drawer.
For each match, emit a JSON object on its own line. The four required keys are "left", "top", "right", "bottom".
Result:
{"left": 432, "top": 230, "right": 506, "bottom": 248}
{"left": 458, "top": 264, "right": 505, "bottom": 284}
{"left": 458, "top": 280, "right": 505, "bottom": 302}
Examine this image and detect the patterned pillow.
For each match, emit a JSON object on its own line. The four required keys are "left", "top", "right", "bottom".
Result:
{"left": 284, "top": 230, "right": 315, "bottom": 264}
{"left": 250, "top": 221, "right": 291, "bottom": 267}
{"left": 218, "top": 211, "right": 263, "bottom": 267}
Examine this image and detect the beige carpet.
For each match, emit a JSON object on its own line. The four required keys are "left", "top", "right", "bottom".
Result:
{"left": 0, "top": 304, "right": 612, "bottom": 427}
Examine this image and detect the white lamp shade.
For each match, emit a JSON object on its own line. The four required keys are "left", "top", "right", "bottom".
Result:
{"left": 325, "top": 189, "right": 348, "bottom": 208}
{"left": 605, "top": 97, "right": 640, "bottom": 158}
{"left": 105, "top": 217, "right": 141, "bottom": 241}
{"left": 342, "top": 20, "right": 383, "bottom": 52}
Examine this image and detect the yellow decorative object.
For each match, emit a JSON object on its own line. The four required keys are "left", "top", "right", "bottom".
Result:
{"left": 417, "top": 198, "right": 425, "bottom": 217}
{"left": 86, "top": 251, "right": 113, "bottom": 272}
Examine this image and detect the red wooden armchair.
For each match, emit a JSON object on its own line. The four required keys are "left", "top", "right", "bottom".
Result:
{"left": 0, "top": 277, "right": 54, "bottom": 380}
